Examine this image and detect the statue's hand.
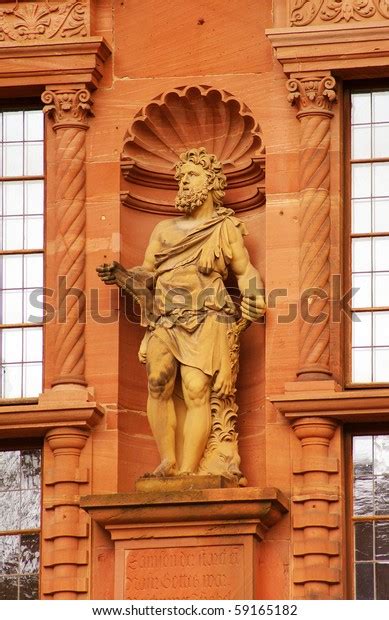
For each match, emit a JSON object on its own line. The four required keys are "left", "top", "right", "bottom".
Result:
{"left": 96, "top": 261, "right": 121, "bottom": 286}
{"left": 213, "top": 367, "right": 233, "bottom": 398}
{"left": 241, "top": 294, "right": 266, "bottom": 322}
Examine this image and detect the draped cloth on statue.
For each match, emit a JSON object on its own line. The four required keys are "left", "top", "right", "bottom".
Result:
{"left": 148, "top": 208, "right": 247, "bottom": 378}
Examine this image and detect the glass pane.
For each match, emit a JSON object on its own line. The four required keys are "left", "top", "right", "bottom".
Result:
{"left": 2, "top": 328, "right": 23, "bottom": 363}
{"left": 20, "top": 489, "right": 40, "bottom": 529}
{"left": 2, "top": 363, "right": 22, "bottom": 398}
{"left": 23, "top": 363, "right": 42, "bottom": 398}
{"left": 373, "top": 123, "right": 389, "bottom": 158}
{"left": 352, "top": 93, "right": 371, "bottom": 124}
{"left": 355, "top": 521, "right": 373, "bottom": 561}
{"left": 352, "top": 125, "right": 371, "bottom": 159}
{"left": 0, "top": 536, "right": 18, "bottom": 575}
{"left": 20, "top": 534, "right": 40, "bottom": 574}
{"left": 0, "top": 490, "right": 20, "bottom": 530}
{"left": 373, "top": 312, "right": 389, "bottom": 346}
{"left": 24, "top": 216, "right": 43, "bottom": 249}
{"left": 373, "top": 162, "right": 389, "bottom": 197}
{"left": 352, "top": 238, "right": 372, "bottom": 272}
{"left": 352, "top": 274, "right": 372, "bottom": 308}
{"left": 374, "top": 435, "right": 389, "bottom": 475}
{"left": 376, "top": 521, "right": 389, "bottom": 561}
{"left": 3, "top": 143, "right": 23, "bottom": 177}
{"left": 23, "top": 328, "right": 42, "bottom": 363}
{"left": 0, "top": 451, "right": 20, "bottom": 490}
{"left": 19, "top": 575, "right": 38, "bottom": 600}
{"left": 373, "top": 236, "right": 389, "bottom": 270}
{"left": 373, "top": 273, "right": 389, "bottom": 306}
{"left": 3, "top": 111, "right": 23, "bottom": 142}
{"left": 376, "top": 563, "right": 389, "bottom": 600}
{"left": 355, "top": 562, "right": 374, "bottom": 600}
{"left": 24, "top": 111, "right": 43, "bottom": 142}
{"left": 25, "top": 181, "right": 44, "bottom": 215}
{"left": 352, "top": 312, "right": 372, "bottom": 347}
{"left": 1, "top": 290, "right": 23, "bottom": 324}
{"left": 373, "top": 91, "right": 389, "bottom": 123}
{"left": 352, "top": 199, "right": 371, "bottom": 233}
{"left": 21, "top": 450, "right": 40, "bottom": 489}
{"left": 24, "top": 288, "right": 43, "bottom": 323}
{"left": 354, "top": 477, "right": 374, "bottom": 515}
{"left": 352, "top": 163, "right": 371, "bottom": 198}
{"left": 2, "top": 217, "right": 23, "bottom": 251}
{"left": 24, "top": 254, "right": 43, "bottom": 288}
{"left": 352, "top": 347, "right": 372, "bottom": 383}
{"left": 2, "top": 254, "right": 23, "bottom": 288}
{"left": 373, "top": 198, "right": 389, "bottom": 233}
{"left": 353, "top": 436, "right": 373, "bottom": 477}
{"left": 0, "top": 576, "right": 18, "bottom": 600}
{"left": 373, "top": 348, "right": 389, "bottom": 382}
{"left": 3, "top": 181, "right": 23, "bottom": 215}
{"left": 375, "top": 475, "right": 389, "bottom": 513}
{"left": 24, "top": 142, "right": 43, "bottom": 176}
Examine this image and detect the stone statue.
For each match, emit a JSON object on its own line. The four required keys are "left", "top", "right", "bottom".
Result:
{"left": 97, "top": 148, "right": 265, "bottom": 484}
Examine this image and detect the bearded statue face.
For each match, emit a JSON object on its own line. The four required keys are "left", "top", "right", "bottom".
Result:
{"left": 175, "top": 161, "right": 211, "bottom": 214}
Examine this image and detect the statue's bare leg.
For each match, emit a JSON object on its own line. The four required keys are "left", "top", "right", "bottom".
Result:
{"left": 180, "top": 365, "right": 212, "bottom": 474}
{"left": 146, "top": 336, "right": 177, "bottom": 476}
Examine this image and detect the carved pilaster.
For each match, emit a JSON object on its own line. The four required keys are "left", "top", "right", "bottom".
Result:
{"left": 287, "top": 75, "right": 337, "bottom": 381}
{"left": 42, "top": 88, "right": 93, "bottom": 387}
{"left": 42, "top": 427, "right": 90, "bottom": 599}
{"left": 291, "top": 417, "right": 341, "bottom": 599}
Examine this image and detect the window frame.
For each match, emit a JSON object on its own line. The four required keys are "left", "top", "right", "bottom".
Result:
{"left": 345, "top": 425, "right": 389, "bottom": 600}
{"left": 344, "top": 82, "right": 389, "bottom": 388}
{"left": 0, "top": 100, "right": 46, "bottom": 404}
{"left": 0, "top": 438, "right": 43, "bottom": 600}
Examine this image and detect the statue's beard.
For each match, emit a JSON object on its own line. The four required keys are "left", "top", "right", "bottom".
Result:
{"left": 175, "top": 186, "right": 209, "bottom": 214}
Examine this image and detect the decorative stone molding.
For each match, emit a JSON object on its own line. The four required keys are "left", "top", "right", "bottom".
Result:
{"left": 0, "top": 1, "right": 88, "bottom": 41}
{"left": 291, "top": 417, "right": 341, "bottom": 599}
{"left": 42, "top": 427, "right": 90, "bottom": 599}
{"left": 42, "top": 87, "right": 93, "bottom": 387}
{"left": 121, "top": 85, "right": 265, "bottom": 215}
{"left": 287, "top": 74, "right": 336, "bottom": 381}
{"left": 290, "top": 0, "right": 389, "bottom": 26}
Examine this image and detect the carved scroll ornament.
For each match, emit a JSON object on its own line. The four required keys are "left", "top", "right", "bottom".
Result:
{"left": 0, "top": 1, "right": 87, "bottom": 41}
{"left": 291, "top": 0, "right": 389, "bottom": 26}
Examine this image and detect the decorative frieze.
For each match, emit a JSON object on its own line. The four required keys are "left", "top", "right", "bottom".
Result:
{"left": 0, "top": 1, "right": 88, "bottom": 42}
{"left": 290, "top": 0, "right": 389, "bottom": 26}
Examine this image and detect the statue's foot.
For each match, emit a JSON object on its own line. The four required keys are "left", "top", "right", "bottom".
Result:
{"left": 177, "top": 470, "right": 196, "bottom": 477}
{"left": 151, "top": 459, "right": 177, "bottom": 477}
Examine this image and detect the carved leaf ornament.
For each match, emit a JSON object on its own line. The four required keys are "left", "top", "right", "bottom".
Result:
{"left": 291, "top": 0, "right": 389, "bottom": 25}
{"left": 0, "top": 1, "right": 87, "bottom": 41}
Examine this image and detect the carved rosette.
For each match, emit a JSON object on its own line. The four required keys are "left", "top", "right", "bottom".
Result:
{"left": 43, "top": 427, "right": 90, "bottom": 599}
{"left": 42, "top": 88, "right": 93, "bottom": 387}
{"left": 291, "top": 418, "right": 341, "bottom": 599}
{"left": 0, "top": 1, "right": 88, "bottom": 41}
{"left": 287, "top": 76, "right": 337, "bottom": 381}
{"left": 290, "top": 0, "right": 389, "bottom": 26}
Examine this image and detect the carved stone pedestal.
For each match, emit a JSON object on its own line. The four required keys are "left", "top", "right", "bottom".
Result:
{"left": 81, "top": 488, "right": 288, "bottom": 600}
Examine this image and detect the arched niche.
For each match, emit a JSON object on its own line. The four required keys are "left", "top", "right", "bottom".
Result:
{"left": 120, "top": 85, "right": 266, "bottom": 214}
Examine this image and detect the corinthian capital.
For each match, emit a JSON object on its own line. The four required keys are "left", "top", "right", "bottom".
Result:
{"left": 287, "top": 75, "right": 337, "bottom": 117}
{"left": 41, "top": 88, "right": 93, "bottom": 129}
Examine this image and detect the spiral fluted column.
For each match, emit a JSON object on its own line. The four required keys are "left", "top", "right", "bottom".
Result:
{"left": 287, "top": 75, "right": 337, "bottom": 381}
{"left": 42, "top": 88, "right": 93, "bottom": 387}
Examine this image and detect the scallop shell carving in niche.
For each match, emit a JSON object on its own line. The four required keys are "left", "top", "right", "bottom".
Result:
{"left": 122, "top": 85, "right": 265, "bottom": 176}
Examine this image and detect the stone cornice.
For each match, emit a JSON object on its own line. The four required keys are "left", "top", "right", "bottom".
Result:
{"left": 266, "top": 22, "right": 389, "bottom": 74}
{"left": 0, "top": 36, "right": 110, "bottom": 88}
{"left": 269, "top": 387, "right": 389, "bottom": 423}
{"left": 0, "top": 401, "right": 104, "bottom": 437}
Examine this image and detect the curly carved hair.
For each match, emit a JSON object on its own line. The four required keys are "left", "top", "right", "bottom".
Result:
{"left": 175, "top": 147, "right": 227, "bottom": 210}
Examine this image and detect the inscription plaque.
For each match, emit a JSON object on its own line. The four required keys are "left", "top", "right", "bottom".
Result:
{"left": 125, "top": 544, "right": 245, "bottom": 600}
